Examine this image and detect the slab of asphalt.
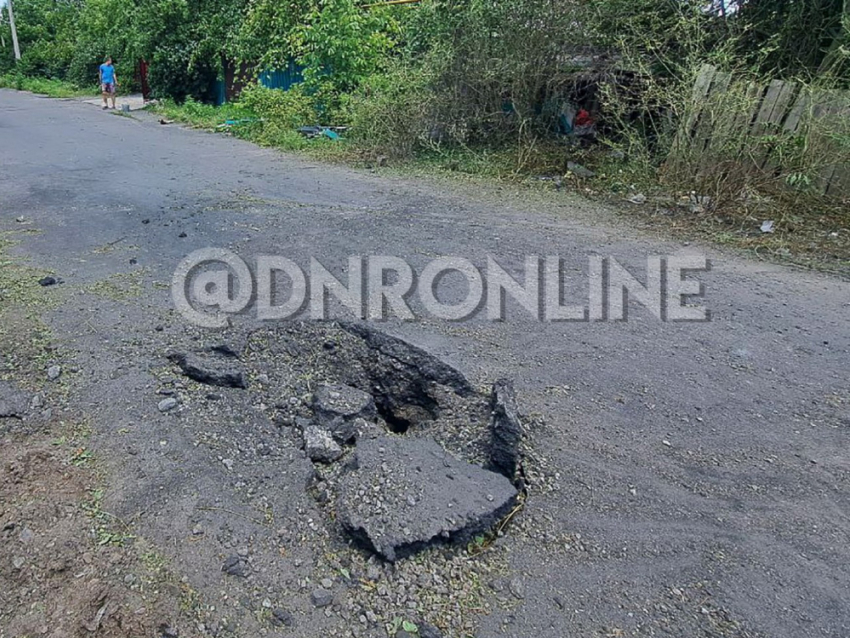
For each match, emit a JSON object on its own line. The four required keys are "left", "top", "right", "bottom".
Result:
{"left": 1, "top": 89, "right": 849, "bottom": 638}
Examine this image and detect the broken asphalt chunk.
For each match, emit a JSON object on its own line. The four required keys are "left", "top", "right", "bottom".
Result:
{"left": 337, "top": 435, "right": 518, "bottom": 562}
{"left": 222, "top": 555, "right": 248, "bottom": 578}
{"left": 313, "top": 384, "right": 377, "bottom": 424}
{"left": 0, "top": 382, "right": 29, "bottom": 419}
{"left": 168, "top": 350, "right": 246, "bottom": 389}
{"left": 303, "top": 425, "right": 344, "bottom": 463}
{"left": 488, "top": 379, "right": 523, "bottom": 482}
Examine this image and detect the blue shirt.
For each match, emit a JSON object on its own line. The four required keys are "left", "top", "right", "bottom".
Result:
{"left": 100, "top": 64, "right": 115, "bottom": 84}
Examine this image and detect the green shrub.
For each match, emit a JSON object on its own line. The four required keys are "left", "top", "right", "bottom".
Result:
{"left": 238, "top": 83, "right": 317, "bottom": 128}
{"left": 348, "top": 63, "right": 435, "bottom": 158}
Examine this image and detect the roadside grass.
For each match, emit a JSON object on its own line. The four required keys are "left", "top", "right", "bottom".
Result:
{"left": 151, "top": 99, "right": 350, "bottom": 160}
{"left": 154, "top": 99, "right": 849, "bottom": 276}
{"left": 0, "top": 74, "right": 96, "bottom": 98}
{"left": 0, "top": 232, "right": 64, "bottom": 386}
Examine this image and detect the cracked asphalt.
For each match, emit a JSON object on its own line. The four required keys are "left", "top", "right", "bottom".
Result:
{"left": 1, "top": 89, "right": 849, "bottom": 638}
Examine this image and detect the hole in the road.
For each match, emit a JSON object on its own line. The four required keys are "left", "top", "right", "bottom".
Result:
{"left": 169, "top": 321, "right": 525, "bottom": 562}
{"left": 373, "top": 391, "right": 438, "bottom": 434}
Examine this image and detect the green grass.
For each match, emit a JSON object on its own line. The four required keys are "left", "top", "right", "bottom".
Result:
{"left": 151, "top": 98, "right": 347, "bottom": 158}
{"left": 0, "top": 74, "right": 97, "bottom": 98}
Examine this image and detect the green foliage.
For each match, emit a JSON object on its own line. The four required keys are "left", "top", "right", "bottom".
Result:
{"left": 293, "top": 0, "right": 397, "bottom": 96}
{"left": 235, "top": 0, "right": 313, "bottom": 67}
{"left": 348, "top": 62, "right": 436, "bottom": 157}
{"left": 0, "top": 73, "right": 95, "bottom": 96}
{"left": 239, "top": 83, "right": 316, "bottom": 127}
{"left": 2, "top": 0, "right": 79, "bottom": 78}
{"left": 67, "top": 0, "right": 141, "bottom": 88}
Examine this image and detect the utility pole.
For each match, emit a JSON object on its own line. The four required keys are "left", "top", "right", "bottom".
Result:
{"left": 7, "top": 0, "right": 21, "bottom": 61}
{"left": 0, "top": 5, "right": 6, "bottom": 50}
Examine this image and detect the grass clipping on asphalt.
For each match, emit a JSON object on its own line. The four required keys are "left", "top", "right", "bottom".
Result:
{"left": 0, "top": 232, "right": 60, "bottom": 385}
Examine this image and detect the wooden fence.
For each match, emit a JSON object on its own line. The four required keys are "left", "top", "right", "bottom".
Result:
{"left": 670, "top": 64, "right": 850, "bottom": 199}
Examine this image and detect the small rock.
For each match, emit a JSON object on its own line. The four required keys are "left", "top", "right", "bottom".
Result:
{"left": 566, "top": 161, "right": 596, "bottom": 179}
{"left": 628, "top": 193, "right": 647, "bottom": 205}
{"left": 419, "top": 623, "right": 443, "bottom": 638}
{"left": 366, "top": 565, "right": 381, "bottom": 582}
{"left": 222, "top": 555, "right": 248, "bottom": 578}
{"left": 178, "top": 232, "right": 187, "bottom": 238}
{"left": 303, "top": 426, "right": 343, "bottom": 464}
{"left": 158, "top": 398, "right": 178, "bottom": 413}
{"left": 158, "top": 623, "right": 179, "bottom": 638}
{"left": 321, "top": 577, "right": 333, "bottom": 589}
{"left": 38, "top": 276, "right": 60, "bottom": 287}
{"left": 47, "top": 365, "right": 62, "bottom": 381}
{"left": 271, "top": 609, "right": 294, "bottom": 627}
{"left": 311, "top": 588, "right": 333, "bottom": 608}
{"left": 508, "top": 578, "right": 525, "bottom": 600}
{"left": 313, "top": 384, "right": 377, "bottom": 427}
{"left": 0, "top": 381, "right": 29, "bottom": 418}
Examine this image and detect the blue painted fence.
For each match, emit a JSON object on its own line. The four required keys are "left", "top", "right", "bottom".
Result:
{"left": 259, "top": 60, "right": 305, "bottom": 92}
{"left": 214, "top": 60, "right": 305, "bottom": 105}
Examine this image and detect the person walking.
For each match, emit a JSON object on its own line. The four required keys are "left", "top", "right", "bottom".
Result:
{"left": 99, "top": 57, "right": 119, "bottom": 110}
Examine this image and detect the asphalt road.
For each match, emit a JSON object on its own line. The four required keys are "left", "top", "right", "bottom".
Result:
{"left": 2, "top": 89, "right": 849, "bottom": 638}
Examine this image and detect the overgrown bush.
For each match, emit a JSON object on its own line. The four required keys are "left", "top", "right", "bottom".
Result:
{"left": 239, "top": 83, "right": 316, "bottom": 127}
{"left": 348, "top": 63, "right": 437, "bottom": 158}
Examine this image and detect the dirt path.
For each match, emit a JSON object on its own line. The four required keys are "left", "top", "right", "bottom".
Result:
{"left": 1, "top": 89, "right": 849, "bottom": 638}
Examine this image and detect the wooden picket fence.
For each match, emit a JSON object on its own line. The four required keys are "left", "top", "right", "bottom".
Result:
{"left": 669, "top": 64, "right": 850, "bottom": 199}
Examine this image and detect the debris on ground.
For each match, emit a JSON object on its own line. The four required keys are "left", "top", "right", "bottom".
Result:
{"left": 761, "top": 220, "right": 776, "bottom": 234}
{"left": 628, "top": 193, "right": 648, "bottom": 205}
{"left": 336, "top": 435, "right": 518, "bottom": 561}
{"left": 302, "top": 424, "right": 344, "bottom": 463}
{"left": 47, "top": 365, "right": 62, "bottom": 381}
{"left": 38, "top": 276, "right": 61, "bottom": 287}
{"left": 297, "top": 125, "right": 345, "bottom": 140}
{"left": 216, "top": 118, "right": 261, "bottom": 130}
{"left": 488, "top": 379, "right": 523, "bottom": 482}
{"left": 0, "top": 381, "right": 29, "bottom": 419}
{"left": 313, "top": 383, "right": 377, "bottom": 428}
{"left": 567, "top": 161, "right": 596, "bottom": 179}
{"left": 157, "top": 397, "right": 178, "bottom": 412}
{"left": 168, "top": 348, "right": 247, "bottom": 388}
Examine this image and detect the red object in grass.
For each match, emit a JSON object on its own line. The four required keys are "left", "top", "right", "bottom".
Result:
{"left": 575, "top": 109, "right": 594, "bottom": 126}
